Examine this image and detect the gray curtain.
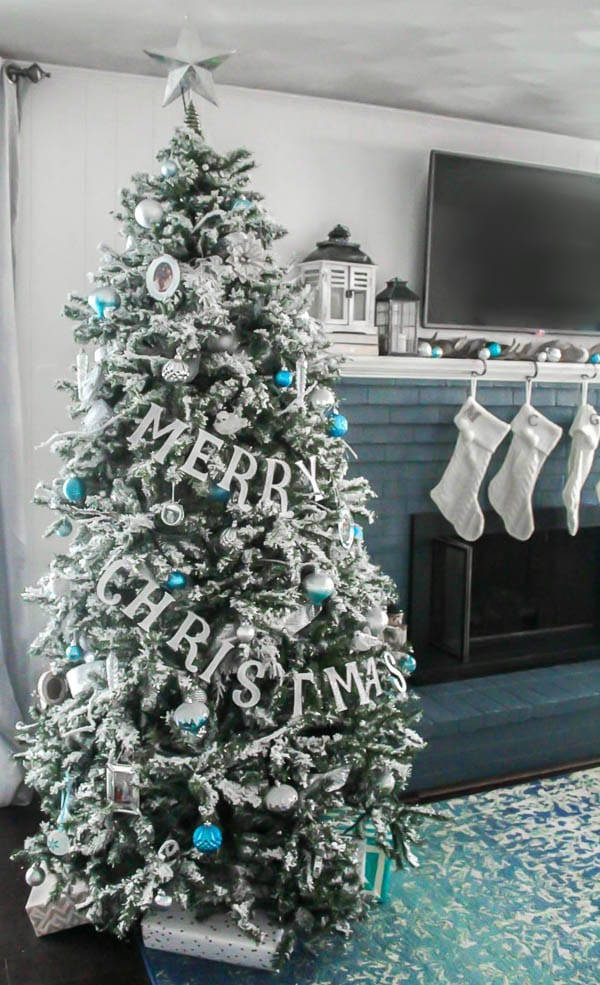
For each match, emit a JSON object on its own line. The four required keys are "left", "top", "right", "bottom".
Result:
{"left": 0, "top": 59, "right": 30, "bottom": 806}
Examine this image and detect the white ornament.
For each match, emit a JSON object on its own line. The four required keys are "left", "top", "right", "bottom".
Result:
{"left": 236, "top": 624, "right": 255, "bottom": 643}
{"left": 478, "top": 347, "right": 491, "bottom": 361}
{"left": 364, "top": 605, "right": 389, "bottom": 634}
{"left": 264, "top": 784, "right": 298, "bottom": 813}
{"left": 135, "top": 198, "right": 164, "bottom": 228}
{"left": 546, "top": 347, "right": 561, "bottom": 363}
{"left": 213, "top": 410, "right": 248, "bottom": 436}
{"left": 536, "top": 350, "right": 548, "bottom": 362}
{"left": 417, "top": 341, "right": 433, "bottom": 358}
{"left": 25, "top": 865, "right": 46, "bottom": 887}
{"left": 46, "top": 829, "right": 70, "bottom": 857}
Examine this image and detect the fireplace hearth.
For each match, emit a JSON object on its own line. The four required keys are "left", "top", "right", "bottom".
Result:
{"left": 409, "top": 506, "right": 600, "bottom": 684}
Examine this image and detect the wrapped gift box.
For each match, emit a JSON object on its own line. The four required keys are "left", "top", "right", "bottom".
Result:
{"left": 26, "top": 871, "right": 90, "bottom": 937}
{"left": 327, "top": 810, "right": 394, "bottom": 903}
{"left": 142, "top": 905, "right": 285, "bottom": 969}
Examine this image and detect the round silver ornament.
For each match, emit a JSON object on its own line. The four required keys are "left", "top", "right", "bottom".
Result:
{"left": 376, "top": 769, "right": 396, "bottom": 795}
{"left": 478, "top": 347, "right": 491, "bottom": 361}
{"left": 162, "top": 357, "right": 200, "bottom": 383}
{"left": 365, "top": 605, "right": 389, "bottom": 635}
{"left": 417, "top": 341, "right": 433, "bottom": 358}
{"left": 236, "top": 623, "right": 255, "bottom": 643}
{"left": 25, "top": 865, "right": 46, "bottom": 887}
{"left": 338, "top": 507, "right": 355, "bottom": 550}
{"left": 536, "top": 350, "right": 548, "bottom": 362}
{"left": 309, "top": 387, "right": 336, "bottom": 413}
{"left": 161, "top": 160, "right": 177, "bottom": 178}
{"left": 160, "top": 500, "right": 185, "bottom": 526}
{"left": 154, "top": 890, "right": 173, "bottom": 909}
{"left": 264, "top": 784, "right": 299, "bottom": 814}
{"left": 546, "top": 346, "right": 562, "bottom": 363}
{"left": 134, "top": 198, "right": 164, "bottom": 228}
{"left": 46, "top": 828, "right": 70, "bottom": 857}
{"left": 220, "top": 522, "right": 242, "bottom": 551}
{"left": 172, "top": 695, "right": 209, "bottom": 736}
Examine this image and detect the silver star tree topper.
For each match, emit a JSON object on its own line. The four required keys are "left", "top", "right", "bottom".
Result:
{"left": 145, "top": 17, "right": 234, "bottom": 108}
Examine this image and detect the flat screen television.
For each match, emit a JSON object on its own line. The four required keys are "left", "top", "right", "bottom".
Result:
{"left": 424, "top": 151, "right": 600, "bottom": 334}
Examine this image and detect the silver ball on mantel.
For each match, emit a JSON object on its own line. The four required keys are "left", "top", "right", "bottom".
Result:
{"left": 154, "top": 890, "right": 173, "bottom": 909}
{"left": 478, "top": 347, "right": 491, "bottom": 361}
{"left": 264, "top": 783, "right": 299, "bottom": 814}
{"left": 134, "top": 198, "right": 164, "bottom": 229}
{"left": 364, "top": 605, "right": 389, "bottom": 635}
{"left": 25, "top": 865, "right": 46, "bottom": 887}
{"left": 309, "top": 387, "right": 336, "bottom": 413}
{"left": 546, "top": 346, "right": 562, "bottom": 363}
{"left": 236, "top": 623, "right": 256, "bottom": 643}
{"left": 417, "top": 341, "right": 433, "bottom": 358}
{"left": 536, "top": 350, "right": 548, "bottom": 363}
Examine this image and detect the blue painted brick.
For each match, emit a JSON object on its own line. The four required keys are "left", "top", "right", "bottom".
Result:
{"left": 368, "top": 387, "right": 421, "bottom": 405}
{"left": 389, "top": 406, "right": 443, "bottom": 424}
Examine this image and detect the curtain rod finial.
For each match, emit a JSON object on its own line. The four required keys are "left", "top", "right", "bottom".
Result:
{"left": 5, "top": 62, "right": 50, "bottom": 85}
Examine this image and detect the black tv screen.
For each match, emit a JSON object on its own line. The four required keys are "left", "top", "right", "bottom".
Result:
{"left": 424, "top": 151, "right": 600, "bottom": 334}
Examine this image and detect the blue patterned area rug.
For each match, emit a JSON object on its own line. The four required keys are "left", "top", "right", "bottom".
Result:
{"left": 141, "top": 769, "right": 599, "bottom": 985}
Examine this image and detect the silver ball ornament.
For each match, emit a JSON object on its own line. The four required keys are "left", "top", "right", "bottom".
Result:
{"left": 309, "top": 387, "right": 336, "bottom": 412}
{"left": 478, "top": 347, "right": 491, "bottom": 361}
{"left": 365, "top": 605, "right": 389, "bottom": 634}
{"left": 264, "top": 784, "right": 299, "bottom": 813}
{"left": 25, "top": 865, "right": 46, "bottom": 887}
{"left": 154, "top": 890, "right": 173, "bottom": 909}
{"left": 546, "top": 346, "right": 562, "bottom": 363}
{"left": 161, "top": 160, "right": 177, "bottom": 178}
{"left": 536, "top": 350, "right": 548, "bottom": 362}
{"left": 236, "top": 624, "right": 255, "bottom": 643}
{"left": 134, "top": 198, "right": 164, "bottom": 228}
{"left": 417, "top": 341, "right": 433, "bottom": 358}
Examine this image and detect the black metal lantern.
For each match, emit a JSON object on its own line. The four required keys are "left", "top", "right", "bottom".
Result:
{"left": 376, "top": 278, "right": 419, "bottom": 355}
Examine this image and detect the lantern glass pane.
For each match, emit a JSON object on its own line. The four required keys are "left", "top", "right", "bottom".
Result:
{"left": 330, "top": 286, "right": 345, "bottom": 320}
{"left": 376, "top": 303, "right": 388, "bottom": 327}
{"left": 391, "top": 302, "right": 402, "bottom": 330}
{"left": 353, "top": 290, "right": 366, "bottom": 321}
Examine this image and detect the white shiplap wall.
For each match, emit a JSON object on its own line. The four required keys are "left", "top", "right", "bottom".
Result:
{"left": 15, "top": 64, "right": 600, "bottom": 587}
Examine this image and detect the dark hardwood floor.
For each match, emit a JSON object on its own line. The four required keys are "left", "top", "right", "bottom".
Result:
{"left": 0, "top": 804, "right": 148, "bottom": 985}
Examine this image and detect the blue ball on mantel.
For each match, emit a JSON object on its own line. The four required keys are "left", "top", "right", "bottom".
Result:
{"left": 431, "top": 345, "right": 443, "bottom": 359}
{"left": 66, "top": 643, "right": 83, "bottom": 662}
{"left": 192, "top": 823, "right": 223, "bottom": 854}
{"left": 165, "top": 570, "right": 187, "bottom": 591}
{"left": 488, "top": 342, "right": 502, "bottom": 358}
{"left": 63, "top": 476, "right": 86, "bottom": 504}
{"left": 329, "top": 413, "right": 349, "bottom": 438}
{"left": 590, "top": 353, "right": 600, "bottom": 365}
{"left": 274, "top": 369, "right": 294, "bottom": 388}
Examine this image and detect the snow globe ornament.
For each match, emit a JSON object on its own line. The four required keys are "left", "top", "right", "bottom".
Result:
{"left": 172, "top": 690, "right": 209, "bottom": 736}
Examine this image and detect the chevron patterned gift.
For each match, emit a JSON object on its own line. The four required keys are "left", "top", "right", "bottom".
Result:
{"left": 26, "top": 871, "right": 90, "bottom": 937}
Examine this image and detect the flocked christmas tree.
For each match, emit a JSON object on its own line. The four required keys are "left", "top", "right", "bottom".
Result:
{"left": 16, "top": 27, "right": 431, "bottom": 960}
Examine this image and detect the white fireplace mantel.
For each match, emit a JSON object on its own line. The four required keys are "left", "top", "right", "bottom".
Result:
{"left": 339, "top": 355, "right": 600, "bottom": 385}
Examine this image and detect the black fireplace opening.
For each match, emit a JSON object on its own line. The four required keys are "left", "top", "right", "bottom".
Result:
{"left": 409, "top": 507, "right": 600, "bottom": 684}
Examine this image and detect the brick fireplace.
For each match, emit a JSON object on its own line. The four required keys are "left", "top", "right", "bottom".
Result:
{"left": 338, "top": 371, "right": 600, "bottom": 791}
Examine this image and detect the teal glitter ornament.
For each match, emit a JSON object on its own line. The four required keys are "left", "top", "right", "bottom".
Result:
{"left": 88, "top": 286, "right": 120, "bottom": 319}
{"left": 161, "top": 160, "right": 177, "bottom": 178}
{"left": 274, "top": 369, "right": 293, "bottom": 388}
{"left": 165, "top": 570, "right": 187, "bottom": 591}
{"left": 66, "top": 643, "right": 83, "bottom": 662}
{"left": 63, "top": 476, "right": 86, "bottom": 504}
{"left": 399, "top": 652, "right": 417, "bottom": 675}
{"left": 488, "top": 342, "right": 502, "bottom": 358}
{"left": 329, "top": 414, "right": 348, "bottom": 438}
{"left": 193, "top": 822, "right": 223, "bottom": 853}
{"left": 55, "top": 519, "right": 73, "bottom": 537}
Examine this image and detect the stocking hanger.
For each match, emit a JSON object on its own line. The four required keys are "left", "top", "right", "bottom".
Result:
{"left": 525, "top": 361, "right": 538, "bottom": 410}
{"left": 580, "top": 367, "right": 599, "bottom": 423}
{"left": 470, "top": 358, "right": 487, "bottom": 399}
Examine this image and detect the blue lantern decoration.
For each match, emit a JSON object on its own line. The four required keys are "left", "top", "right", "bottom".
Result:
{"left": 590, "top": 353, "right": 600, "bottom": 365}
{"left": 55, "top": 519, "right": 73, "bottom": 538}
{"left": 399, "top": 651, "right": 417, "bottom": 675}
{"left": 165, "top": 570, "right": 187, "bottom": 591}
{"left": 209, "top": 483, "right": 230, "bottom": 502}
{"left": 63, "top": 476, "right": 86, "bottom": 504}
{"left": 488, "top": 342, "right": 502, "bottom": 358}
{"left": 88, "top": 286, "right": 121, "bottom": 320}
{"left": 329, "top": 414, "right": 348, "bottom": 438}
{"left": 192, "top": 823, "right": 223, "bottom": 854}
{"left": 274, "top": 369, "right": 294, "bottom": 388}
{"left": 161, "top": 160, "right": 177, "bottom": 178}
{"left": 66, "top": 643, "right": 83, "bottom": 662}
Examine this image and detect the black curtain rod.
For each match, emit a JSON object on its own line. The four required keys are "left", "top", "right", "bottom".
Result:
{"left": 5, "top": 62, "right": 50, "bottom": 85}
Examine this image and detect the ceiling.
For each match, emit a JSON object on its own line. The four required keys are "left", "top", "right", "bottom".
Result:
{"left": 3, "top": 0, "right": 600, "bottom": 139}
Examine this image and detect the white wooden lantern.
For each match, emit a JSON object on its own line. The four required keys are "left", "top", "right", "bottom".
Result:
{"left": 300, "top": 225, "right": 378, "bottom": 354}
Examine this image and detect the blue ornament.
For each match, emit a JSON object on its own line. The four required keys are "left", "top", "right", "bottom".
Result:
{"left": 590, "top": 353, "right": 600, "bottom": 364}
{"left": 431, "top": 345, "right": 443, "bottom": 358}
{"left": 209, "top": 484, "right": 230, "bottom": 502}
{"left": 165, "top": 570, "right": 187, "bottom": 591}
{"left": 193, "top": 823, "right": 223, "bottom": 853}
{"left": 63, "top": 476, "right": 86, "bottom": 504}
{"left": 161, "top": 160, "right": 177, "bottom": 178}
{"left": 66, "top": 643, "right": 83, "bottom": 662}
{"left": 88, "top": 286, "right": 120, "bottom": 320}
{"left": 488, "top": 342, "right": 502, "bottom": 358}
{"left": 55, "top": 519, "right": 73, "bottom": 538}
{"left": 274, "top": 369, "right": 294, "bottom": 388}
{"left": 329, "top": 413, "right": 348, "bottom": 438}
{"left": 399, "top": 652, "right": 417, "bottom": 675}
{"left": 232, "top": 196, "right": 252, "bottom": 210}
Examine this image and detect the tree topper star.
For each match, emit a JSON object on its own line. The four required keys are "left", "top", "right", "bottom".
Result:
{"left": 145, "top": 18, "right": 235, "bottom": 108}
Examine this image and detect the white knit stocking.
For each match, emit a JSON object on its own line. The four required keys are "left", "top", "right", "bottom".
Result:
{"left": 430, "top": 396, "right": 510, "bottom": 541}
{"left": 562, "top": 404, "right": 600, "bottom": 535}
{"left": 488, "top": 403, "right": 562, "bottom": 541}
